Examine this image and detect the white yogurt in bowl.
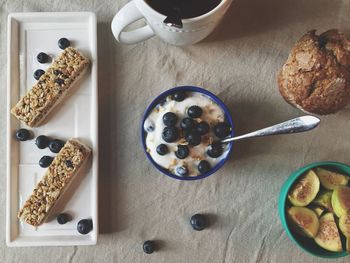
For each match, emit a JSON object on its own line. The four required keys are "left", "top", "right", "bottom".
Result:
{"left": 143, "top": 89, "right": 233, "bottom": 178}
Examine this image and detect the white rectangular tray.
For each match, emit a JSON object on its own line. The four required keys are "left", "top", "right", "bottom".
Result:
{"left": 6, "top": 12, "right": 98, "bottom": 247}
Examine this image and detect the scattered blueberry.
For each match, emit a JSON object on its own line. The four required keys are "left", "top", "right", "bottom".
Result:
{"left": 15, "top": 128, "right": 31, "bottom": 141}
{"left": 162, "top": 127, "right": 179, "bottom": 143}
{"left": 49, "top": 139, "right": 65, "bottom": 153}
{"left": 207, "top": 142, "right": 223, "bottom": 158}
{"left": 190, "top": 214, "right": 207, "bottom": 231}
{"left": 35, "top": 135, "right": 49, "bottom": 149}
{"left": 37, "top": 52, "right": 49, "bottom": 63}
{"left": 196, "top": 121, "right": 210, "bottom": 135}
{"left": 77, "top": 219, "right": 93, "bottom": 235}
{"left": 57, "top": 213, "right": 70, "bottom": 224}
{"left": 58, "top": 37, "right": 70, "bottom": 49}
{"left": 175, "top": 145, "right": 189, "bottom": 159}
{"left": 185, "top": 131, "right": 201, "bottom": 146}
{"left": 156, "top": 144, "right": 168, "bottom": 155}
{"left": 55, "top": 78, "right": 65, "bottom": 86}
{"left": 39, "top": 156, "right": 53, "bottom": 168}
{"left": 162, "top": 112, "right": 178, "bottom": 126}
{"left": 33, "top": 69, "right": 45, "bottom": 80}
{"left": 213, "top": 122, "right": 231, "bottom": 138}
{"left": 65, "top": 160, "right": 74, "bottom": 168}
{"left": 187, "top": 105, "right": 202, "bottom": 118}
{"left": 143, "top": 240, "right": 156, "bottom": 254}
{"left": 180, "top": 117, "right": 197, "bottom": 130}
{"left": 171, "top": 91, "right": 186, "bottom": 102}
{"left": 176, "top": 165, "right": 189, "bottom": 177}
{"left": 198, "top": 160, "right": 211, "bottom": 174}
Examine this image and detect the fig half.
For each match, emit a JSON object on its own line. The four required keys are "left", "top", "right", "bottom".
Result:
{"left": 288, "top": 170, "right": 320, "bottom": 206}
{"left": 311, "top": 190, "right": 333, "bottom": 212}
{"left": 314, "top": 212, "right": 342, "bottom": 252}
{"left": 315, "top": 168, "right": 349, "bottom": 190}
{"left": 287, "top": 206, "right": 319, "bottom": 238}
{"left": 339, "top": 213, "right": 350, "bottom": 237}
{"left": 332, "top": 186, "right": 350, "bottom": 217}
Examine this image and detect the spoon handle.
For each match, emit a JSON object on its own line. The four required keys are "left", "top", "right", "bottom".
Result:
{"left": 221, "top": 116, "right": 320, "bottom": 143}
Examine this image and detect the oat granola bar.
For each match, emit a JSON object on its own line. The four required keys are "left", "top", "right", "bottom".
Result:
{"left": 11, "top": 47, "right": 90, "bottom": 127}
{"left": 18, "top": 139, "right": 91, "bottom": 226}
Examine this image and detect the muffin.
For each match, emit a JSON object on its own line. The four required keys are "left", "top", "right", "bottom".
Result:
{"left": 278, "top": 29, "right": 350, "bottom": 115}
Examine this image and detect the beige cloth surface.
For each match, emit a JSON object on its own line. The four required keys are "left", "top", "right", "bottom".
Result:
{"left": 1, "top": 0, "right": 350, "bottom": 262}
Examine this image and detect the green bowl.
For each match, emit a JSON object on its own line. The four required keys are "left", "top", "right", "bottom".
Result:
{"left": 278, "top": 161, "right": 350, "bottom": 259}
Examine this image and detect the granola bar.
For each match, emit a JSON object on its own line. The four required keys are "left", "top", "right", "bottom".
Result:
{"left": 18, "top": 139, "right": 91, "bottom": 227}
{"left": 11, "top": 47, "right": 90, "bottom": 127}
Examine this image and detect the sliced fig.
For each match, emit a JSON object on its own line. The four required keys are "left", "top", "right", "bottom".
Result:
{"left": 288, "top": 170, "right": 320, "bottom": 206}
{"left": 314, "top": 212, "right": 342, "bottom": 252}
{"left": 311, "top": 190, "right": 333, "bottom": 212}
{"left": 332, "top": 186, "right": 350, "bottom": 217}
{"left": 339, "top": 213, "right": 350, "bottom": 237}
{"left": 310, "top": 206, "right": 325, "bottom": 217}
{"left": 287, "top": 206, "right": 319, "bottom": 238}
{"left": 315, "top": 167, "right": 349, "bottom": 190}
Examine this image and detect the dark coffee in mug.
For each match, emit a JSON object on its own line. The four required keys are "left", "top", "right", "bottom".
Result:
{"left": 146, "top": 0, "right": 222, "bottom": 19}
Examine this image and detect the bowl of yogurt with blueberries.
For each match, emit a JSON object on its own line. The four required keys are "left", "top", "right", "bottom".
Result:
{"left": 142, "top": 86, "right": 234, "bottom": 180}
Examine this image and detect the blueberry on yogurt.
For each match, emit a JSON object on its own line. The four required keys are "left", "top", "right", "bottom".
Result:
{"left": 196, "top": 121, "right": 210, "bottom": 135}
{"left": 207, "top": 142, "right": 223, "bottom": 158}
{"left": 213, "top": 122, "right": 231, "bottom": 138}
{"left": 187, "top": 105, "right": 202, "bottom": 118}
{"left": 171, "top": 91, "right": 186, "bottom": 101}
{"left": 176, "top": 165, "right": 189, "bottom": 177}
{"left": 162, "top": 112, "right": 178, "bottom": 126}
{"left": 156, "top": 144, "right": 168, "bottom": 155}
{"left": 175, "top": 145, "right": 189, "bottom": 159}
{"left": 185, "top": 131, "right": 201, "bottom": 146}
{"left": 198, "top": 160, "right": 211, "bottom": 174}
{"left": 180, "top": 117, "right": 197, "bottom": 130}
{"left": 162, "top": 127, "right": 179, "bottom": 143}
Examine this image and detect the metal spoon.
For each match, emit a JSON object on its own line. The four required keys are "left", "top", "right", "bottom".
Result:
{"left": 221, "top": 116, "right": 320, "bottom": 143}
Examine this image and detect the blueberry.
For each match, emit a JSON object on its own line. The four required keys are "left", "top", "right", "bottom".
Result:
{"left": 176, "top": 165, "right": 188, "bottom": 177}
{"left": 196, "top": 121, "right": 210, "bottom": 135}
{"left": 175, "top": 145, "right": 189, "bottom": 159}
{"left": 53, "top": 69, "right": 62, "bottom": 75}
{"left": 171, "top": 91, "right": 186, "bottom": 102}
{"left": 144, "top": 119, "right": 155, "bottom": 132}
{"left": 143, "top": 240, "right": 156, "bottom": 254}
{"left": 180, "top": 117, "right": 197, "bottom": 130}
{"left": 156, "top": 144, "right": 168, "bottom": 155}
{"left": 35, "top": 135, "right": 49, "bottom": 149}
{"left": 185, "top": 131, "right": 201, "bottom": 146}
{"left": 65, "top": 160, "right": 74, "bottom": 168}
{"left": 37, "top": 52, "right": 49, "bottom": 63}
{"left": 33, "top": 69, "right": 45, "bottom": 80}
{"left": 187, "top": 105, "right": 202, "bottom": 118}
{"left": 198, "top": 160, "right": 211, "bottom": 174}
{"left": 55, "top": 78, "right": 65, "bottom": 86}
{"left": 57, "top": 213, "right": 70, "bottom": 224}
{"left": 162, "top": 112, "right": 178, "bottom": 126}
{"left": 190, "top": 214, "right": 207, "bottom": 231}
{"left": 49, "top": 139, "right": 65, "bottom": 153}
{"left": 15, "top": 128, "right": 31, "bottom": 141}
{"left": 162, "top": 127, "right": 178, "bottom": 143}
{"left": 213, "top": 122, "right": 231, "bottom": 138}
{"left": 58, "top": 38, "right": 70, "bottom": 49}
{"left": 207, "top": 142, "right": 223, "bottom": 158}
{"left": 77, "top": 219, "right": 93, "bottom": 235}
{"left": 39, "top": 156, "right": 53, "bottom": 168}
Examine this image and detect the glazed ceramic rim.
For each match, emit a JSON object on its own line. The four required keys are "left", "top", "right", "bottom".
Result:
{"left": 141, "top": 85, "right": 235, "bottom": 181}
{"left": 278, "top": 161, "right": 350, "bottom": 258}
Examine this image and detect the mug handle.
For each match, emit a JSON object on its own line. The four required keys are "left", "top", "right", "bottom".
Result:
{"left": 111, "top": 1, "right": 155, "bottom": 44}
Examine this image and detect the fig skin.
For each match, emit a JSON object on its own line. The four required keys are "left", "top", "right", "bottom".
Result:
{"left": 287, "top": 206, "right": 320, "bottom": 238}
{"left": 315, "top": 167, "right": 349, "bottom": 190}
{"left": 314, "top": 212, "right": 342, "bottom": 252}
{"left": 339, "top": 213, "right": 350, "bottom": 237}
{"left": 288, "top": 170, "right": 320, "bottom": 207}
{"left": 311, "top": 190, "right": 333, "bottom": 212}
{"left": 331, "top": 186, "right": 350, "bottom": 217}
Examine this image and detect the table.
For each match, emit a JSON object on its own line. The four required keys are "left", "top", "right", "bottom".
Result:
{"left": 0, "top": 0, "right": 349, "bottom": 262}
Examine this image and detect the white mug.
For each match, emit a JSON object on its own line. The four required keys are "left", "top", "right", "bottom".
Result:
{"left": 111, "top": 0, "right": 233, "bottom": 46}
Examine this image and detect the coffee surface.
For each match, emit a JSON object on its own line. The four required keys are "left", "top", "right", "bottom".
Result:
{"left": 146, "top": 0, "right": 222, "bottom": 19}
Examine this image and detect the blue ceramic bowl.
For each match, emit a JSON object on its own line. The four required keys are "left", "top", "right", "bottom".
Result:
{"left": 141, "top": 86, "right": 235, "bottom": 181}
{"left": 278, "top": 161, "right": 350, "bottom": 259}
